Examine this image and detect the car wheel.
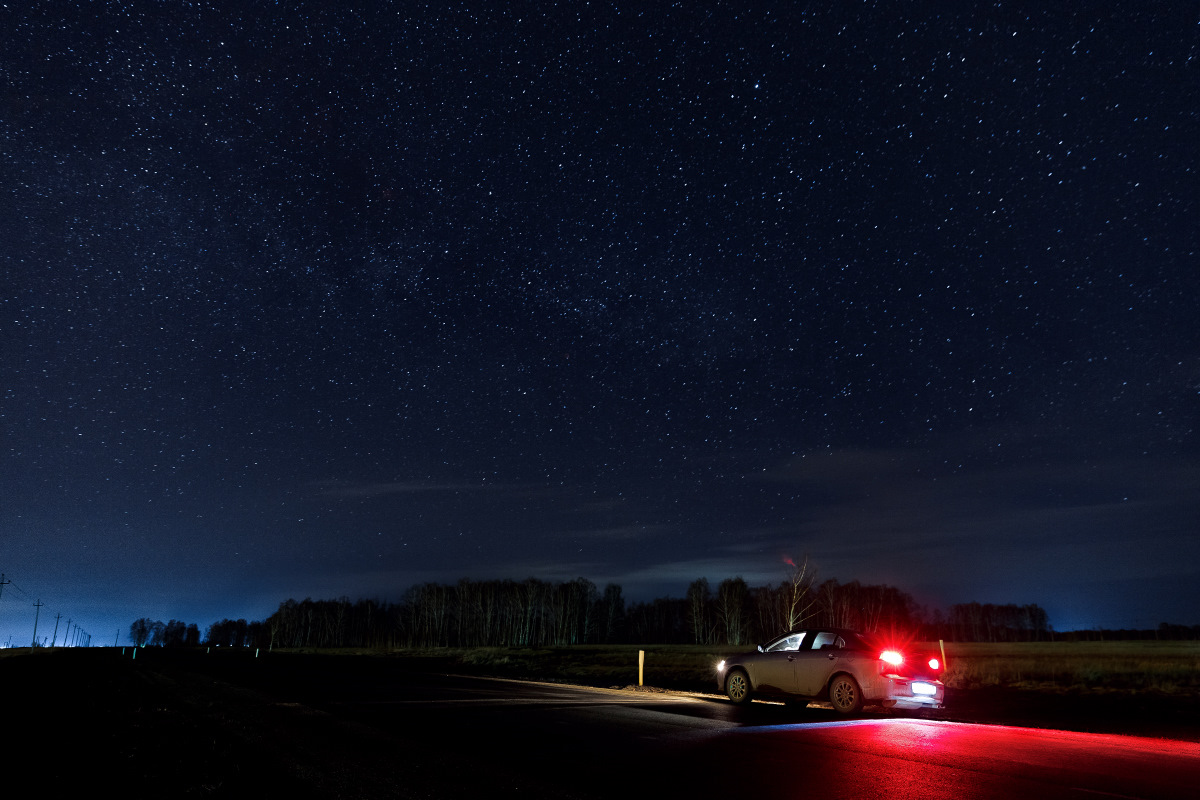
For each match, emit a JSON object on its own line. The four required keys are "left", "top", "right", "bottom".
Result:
{"left": 828, "top": 674, "right": 862, "bottom": 714}
{"left": 726, "top": 669, "right": 752, "bottom": 704}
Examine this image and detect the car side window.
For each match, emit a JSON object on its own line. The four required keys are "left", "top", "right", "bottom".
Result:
{"left": 765, "top": 633, "right": 805, "bottom": 652}
{"left": 811, "top": 631, "right": 841, "bottom": 650}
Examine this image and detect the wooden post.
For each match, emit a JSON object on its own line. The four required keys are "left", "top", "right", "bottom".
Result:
{"left": 638, "top": 650, "right": 645, "bottom": 686}
{"left": 939, "top": 639, "right": 947, "bottom": 669}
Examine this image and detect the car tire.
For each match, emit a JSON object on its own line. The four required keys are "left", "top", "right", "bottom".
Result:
{"left": 725, "top": 669, "right": 752, "bottom": 704}
{"left": 828, "top": 673, "right": 862, "bottom": 714}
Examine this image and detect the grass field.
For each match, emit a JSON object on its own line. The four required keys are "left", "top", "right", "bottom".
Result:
{"left": 304, "top": 639, "right": 1200, "bottom": 696}
{"left": 11, "top": 639, "right": 1190, "bottom": 697}
{"left": 937, "top": 640, "right": 1200, "bottom": 693}
{"left": 398, "top": 643, "right": 730, "bottom": 690}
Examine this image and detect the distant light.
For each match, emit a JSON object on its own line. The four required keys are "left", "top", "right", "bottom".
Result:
{"left": 879, "top": 650, "right": 904, "bottom": 666}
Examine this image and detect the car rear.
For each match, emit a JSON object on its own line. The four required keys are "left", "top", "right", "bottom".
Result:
{"left": 875, "top": 645, "right": 945, "bottom": 709}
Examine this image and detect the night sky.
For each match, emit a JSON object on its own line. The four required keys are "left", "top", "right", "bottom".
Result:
{"left": 3, "top": 2, "right": 1197, "bottom": 647}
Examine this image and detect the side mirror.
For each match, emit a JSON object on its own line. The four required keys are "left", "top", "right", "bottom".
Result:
{"left": 757, "top": 644, "right": 764, "bottom": 652}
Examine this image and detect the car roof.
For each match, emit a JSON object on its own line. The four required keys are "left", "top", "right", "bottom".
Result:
{"left": 779, "top": 627, "right": 862, "bottom": 638}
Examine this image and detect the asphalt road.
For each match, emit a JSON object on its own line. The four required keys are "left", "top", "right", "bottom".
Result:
{"left": 5, "top": 650, "right": 1198, "bottom": 799}
{"left": 306, "top": 671, "right": 1200, "bottom": 800}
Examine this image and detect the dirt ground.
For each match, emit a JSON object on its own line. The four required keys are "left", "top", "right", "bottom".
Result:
{"left": 3, "top": 648, "right": 1196, "bottom": 797}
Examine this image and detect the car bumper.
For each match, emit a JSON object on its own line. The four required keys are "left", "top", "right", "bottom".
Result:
{"left": 880, "top": 676, "right": 945, "bottom": 709}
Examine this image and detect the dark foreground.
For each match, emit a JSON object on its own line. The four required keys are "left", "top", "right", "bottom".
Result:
{"left": 4, "top": 648, "right": 1198, "bottom": 798}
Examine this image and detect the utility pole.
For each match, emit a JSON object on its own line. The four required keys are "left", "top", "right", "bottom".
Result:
{"left": 0, "top": 574, "right": 10, "bottom": 625}
{"left": 51, "top": 613, "right": 62, "bottom": 647}
{"left": 31, "top": 599, "right": 44, "bottom": 647}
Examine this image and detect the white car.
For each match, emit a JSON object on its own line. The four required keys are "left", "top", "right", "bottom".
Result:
{"left": 716, "top": 628, "right": 945, "bottom": 713}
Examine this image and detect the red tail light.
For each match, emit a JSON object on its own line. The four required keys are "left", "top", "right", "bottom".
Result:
{"left": 879, "top": 648, "right": 943, "bottom": 679}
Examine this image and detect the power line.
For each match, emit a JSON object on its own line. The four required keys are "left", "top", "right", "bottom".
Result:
{"left": 0, "top": 572, "right": 94, "bottom": 648}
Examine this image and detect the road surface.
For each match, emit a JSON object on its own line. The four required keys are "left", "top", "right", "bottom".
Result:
{"left": 6, "top": 650, "right": 1197, "bottom": 798}
{"left": 307, "top": 671, "right": 1200, "bottom": 799}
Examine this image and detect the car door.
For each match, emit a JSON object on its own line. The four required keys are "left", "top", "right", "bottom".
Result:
{"left": 792, "top": 631, "right": 844, "bottom": 696}
{"left": 751, "top": 632, "right": 804, "bottom": 693}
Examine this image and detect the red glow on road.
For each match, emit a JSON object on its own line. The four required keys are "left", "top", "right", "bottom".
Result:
{"left": 777, "top": 718, "right": 1200, "bottom": 776}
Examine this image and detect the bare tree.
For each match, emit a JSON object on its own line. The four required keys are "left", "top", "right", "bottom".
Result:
{"left": 715, "top": 577, "right": 749, "bottom": 645}
{"left": 818, "top": 579, "right": 857, "bottom": 628}
{"left": 686, "top": 578, "right": 712, "bottom": 644}
{"left": 782, "top": 555, "right": 818, "bottom": 631}
{"left": 129, "top": 618, "right": 153, "bottom": 647}
{"left": 597, "top": 583, "right": 625, "bottom": 643}
{"left": 162, "top": 619, "right": 188, "bottom": 647}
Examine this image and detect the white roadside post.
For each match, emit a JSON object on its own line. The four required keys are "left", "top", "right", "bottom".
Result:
{"left": 638, "top": 650, "right": 645, "bottom": 687}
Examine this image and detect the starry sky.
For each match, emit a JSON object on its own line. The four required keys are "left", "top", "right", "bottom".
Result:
{"left": 3, "top": 2, "right": 1198, "bottom": 646}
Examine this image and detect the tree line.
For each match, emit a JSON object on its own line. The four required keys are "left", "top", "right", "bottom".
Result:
{"left": 128, "top": 618, "right": 201, "bottom": 647}
{"left": 129, "top": 570, "right": 1061, "bottom": 650}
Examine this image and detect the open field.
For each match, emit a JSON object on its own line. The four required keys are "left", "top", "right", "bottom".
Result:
{"left": 938, "top": 640, "right": 1200, "bottom": 693}
{"left": 343, "top": 640, "right": 1200, "bottom": 739}
{"left": 323, "top": 640, "right": 1200, "bottom": 696}
{"left": 7, "top": 639, "right": 1193, "bottom": 696}
{"left": 268, "top": 640, "right": 1200, "bottom": 742}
